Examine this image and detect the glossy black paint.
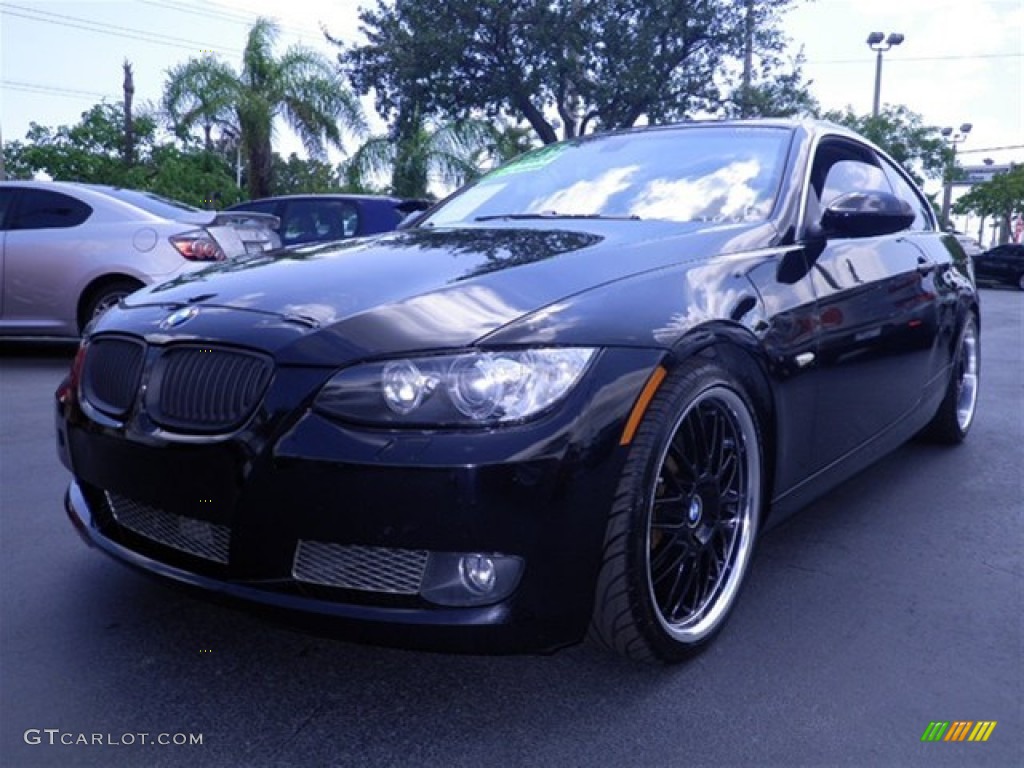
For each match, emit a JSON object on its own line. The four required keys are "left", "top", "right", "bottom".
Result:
{"left": 56, "top": 120, "right": 979, "bottom": 653}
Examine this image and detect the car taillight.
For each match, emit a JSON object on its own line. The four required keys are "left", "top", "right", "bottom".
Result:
{"left": 170, "top": 230, "right": 226, "bottom": 261}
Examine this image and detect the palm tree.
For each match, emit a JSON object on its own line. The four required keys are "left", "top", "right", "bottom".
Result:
{"left": 163, "top": 55, "right": 238, "bottom": 152}
{"left": 472, "top": 121, "right": 536, "bottom": 172}
{"left": 164, "top": 18, "right": 365, "bottom": 198}
{"left": 343, "top": 115, "right": 499, "bottom": 199}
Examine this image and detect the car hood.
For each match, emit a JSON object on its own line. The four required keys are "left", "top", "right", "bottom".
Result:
{"left": 119, "top": 222, "right": 774, "bottom": 360}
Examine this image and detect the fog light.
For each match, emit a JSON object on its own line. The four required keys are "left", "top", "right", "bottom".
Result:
{"left": 460, "top": 555, "right": 496, "bottom": 594}
{"left": 420, "top": 552, "right": 524, "bottom": 607}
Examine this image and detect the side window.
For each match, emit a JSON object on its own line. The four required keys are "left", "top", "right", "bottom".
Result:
{"left": 821, "top": 160, "right": 892, "bottom": 208}
{"left": 282, "top": 200, "right": 359, "bottom": 245}
{"left": 0, "top": 188, "right": 15, "bottom": 229}
{"left": 322, "top": 201, "right": 359, "bottom": 238}
{"left": 880, "top": 160, "right": 932, "bottom": 231}
{"left": 282, "top": 201, "right": 320, "bottom": 245}
{"left": 10, "top": 189, "right": 92, "bottom": 230}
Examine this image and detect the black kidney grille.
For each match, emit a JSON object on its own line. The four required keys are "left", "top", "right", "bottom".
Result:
{"left": 149, "top": 346, "right": 272, "bottom": 433}
{"left": 81, "top": 337, "right": 145, "bottom": 417}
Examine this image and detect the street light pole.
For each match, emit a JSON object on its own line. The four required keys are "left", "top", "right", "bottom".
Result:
{"left": 940, "top": 123, "right": 973, "bottom": 230}
{"left": 866, "top": 32, "right": 905, "bottom": 117}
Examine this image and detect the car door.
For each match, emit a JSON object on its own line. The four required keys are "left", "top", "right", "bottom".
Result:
{"left": 803, "top": 138, "right": 941, "bottom": 471}
{"left": 0, "top": 187, "right": 15, "bottom": 319}
{"left": 2, "top": 188, "right": 94, "bottom": 333}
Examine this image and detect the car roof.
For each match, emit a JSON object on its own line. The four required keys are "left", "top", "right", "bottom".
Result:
{"left": 230, "top": 194, "right": 407, "bottom": 206}
{"left": 0, "top": 180, "right": 213, "bottom": 224}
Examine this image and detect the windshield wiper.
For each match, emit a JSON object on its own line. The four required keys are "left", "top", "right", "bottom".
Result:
{"left": 474, "top": 211, "right": 641, "bottom": 222}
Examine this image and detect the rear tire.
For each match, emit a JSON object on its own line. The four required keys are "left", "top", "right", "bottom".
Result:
{"left": 590, "top": 359, "right": 764, "bottom": 663}
{"left": 921, "top": 314, "right": 980, "bottom": 443}
{"left": 80, "top": 279, "right": 142, "bottom": 332}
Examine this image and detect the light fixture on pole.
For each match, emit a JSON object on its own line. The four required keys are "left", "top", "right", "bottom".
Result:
{"left": 940, "top": 123, "right": 972, "bottom": 230}
{"left": 867, "top": 32, "right": 905, "bottom": 117}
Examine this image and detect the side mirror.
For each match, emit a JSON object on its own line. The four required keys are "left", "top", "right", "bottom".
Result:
{"left": 819, "top": 190, "right": 915, "bottom": 238}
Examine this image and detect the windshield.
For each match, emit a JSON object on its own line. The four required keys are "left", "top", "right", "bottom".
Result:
{"left": 423, "top": 125, "right": 792, "bottom": 228}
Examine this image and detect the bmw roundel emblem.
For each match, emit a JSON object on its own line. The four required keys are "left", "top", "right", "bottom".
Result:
{"left": 160, "top": 306, "right": 200, "bottom": 329}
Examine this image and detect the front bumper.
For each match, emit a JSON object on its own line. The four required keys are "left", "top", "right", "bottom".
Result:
{"left": 64, "top": 481, "right": 538, "bottom": 653}
{"left": 57, "top": 347, "right": 663, "bottom": 653}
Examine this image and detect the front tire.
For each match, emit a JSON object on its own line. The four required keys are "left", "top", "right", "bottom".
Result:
{"left": 590, "top": 359, "right": 764, "bottom": 663}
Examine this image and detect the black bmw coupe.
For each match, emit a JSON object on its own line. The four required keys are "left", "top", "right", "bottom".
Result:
{"left": 56, "top": 120, "right": 980, "bottom": 662}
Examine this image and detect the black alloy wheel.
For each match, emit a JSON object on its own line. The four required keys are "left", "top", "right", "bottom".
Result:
{"left": 591, "top": 359, "right": 764, "bottom": 663}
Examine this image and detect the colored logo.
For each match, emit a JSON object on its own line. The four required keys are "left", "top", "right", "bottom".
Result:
{"left": 160, "top": 306, "right": 199, "bottom": 329}
{"left": 921, "top": 721, "right": 997, "bottom": 742}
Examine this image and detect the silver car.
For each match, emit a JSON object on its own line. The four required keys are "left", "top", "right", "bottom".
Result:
{"left": 0, "top": 181, "right": 280, "bottom": 337}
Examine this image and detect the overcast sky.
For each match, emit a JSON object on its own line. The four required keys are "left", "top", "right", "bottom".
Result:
{"left": 2, "top": 0, "right": 1022, "bottom": 183}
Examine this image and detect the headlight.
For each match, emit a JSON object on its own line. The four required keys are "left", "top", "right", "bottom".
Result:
{"left": 315, "top": 348, "right": 597, "bottom": 426}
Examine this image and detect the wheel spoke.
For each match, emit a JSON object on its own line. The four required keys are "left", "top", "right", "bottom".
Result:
{"left": 684, "top": 411, "right": 706, "bottom": 474}
{"left": 668, "top": 432, "right": 701, "bottom": 480}
{"left": 650, "top": 534, "right": 691, "bottom": 578}
{"left": 652, "top": 498, "right": 687, "bottom": 530}
{"left": 665, "top": 550, "right": 701, "bottom": 621}
{"left": 706, "top": 405, "right": 721, "bottom": 469}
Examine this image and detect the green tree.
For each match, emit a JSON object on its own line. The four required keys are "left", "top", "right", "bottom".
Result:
{"left": 144, "top": 145, "right": 244, "bottom": 208}
{"left": 1, "top": 140, "right": 33, "bottom": 180}
{"left": 8, "top": 104, "right": 158, "bottom": 185}
{"left": 821, "top": 105, "right": 951, "bottom": 185}
{"left": 343, "top": 117, "right": 497, "bottom": 198}
{"left": 271, "top": 153, "right": 345, "bottom": 195}
{"left": 471, "top": 121, "right": 537, "bottom": 171}
{"left": 163, "top": 54, "right": 239, "bottom": 151}
{"left": 953, "top": 166, "right": 1024, "bottom": 245}
{"left": 338, "top": 0, "right": 807, "bottom": 145}
{"left": 723, "top": 50, "right": 818, "bottom": 119}
{"left": 164, "top": 18, "right": 365, "bottom": 199}
{"left": 3, "top": 103, "right": 242, "bottom": 207}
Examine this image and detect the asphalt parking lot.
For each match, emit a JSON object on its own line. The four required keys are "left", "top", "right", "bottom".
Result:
{"left": 1, "top": 287, "right": 1020, "bottom": 768}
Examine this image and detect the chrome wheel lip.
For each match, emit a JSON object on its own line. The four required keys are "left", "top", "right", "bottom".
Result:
{"left": 955, "top": 319, "right": 980, "bottom": 432}
{"left": 644, "top": 385, "right": 761, "bottom": 644}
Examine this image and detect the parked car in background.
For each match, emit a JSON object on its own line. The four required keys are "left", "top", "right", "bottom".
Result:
{"left": 0, "top": 181, "right": 280, "bottom": 337}
{"left": 227, "top": 194, "right": 424, "bottom": 247}
{"left": 57, "top": 120, "right": 979, "bottom": 663}
{"left": 973, "top": 242, "right": 1024, "bottom": 290}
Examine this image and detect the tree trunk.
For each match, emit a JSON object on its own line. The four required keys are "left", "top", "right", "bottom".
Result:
{"left": 741, "top": 0, "right": 754, "bottom": 118}
{"left": 122, "top": 61, "right": 136, "bottom": 166}
{"left": 247, "top": 138, "right": 273, "bottom": 198}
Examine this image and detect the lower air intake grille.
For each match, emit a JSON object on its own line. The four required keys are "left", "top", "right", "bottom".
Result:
{"left": 292, "top": 541, "right": 427, "bottom": 594}
{"left": 106, "top": 492, "right": 230, "bottom": 564}
{"left": 147, "top": 345, "right": 272, "bottom": 434}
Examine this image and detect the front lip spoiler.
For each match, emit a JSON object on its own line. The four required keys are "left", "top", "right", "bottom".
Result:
{"left": 63, "top": 481, "right": 566, "bottom": 654}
